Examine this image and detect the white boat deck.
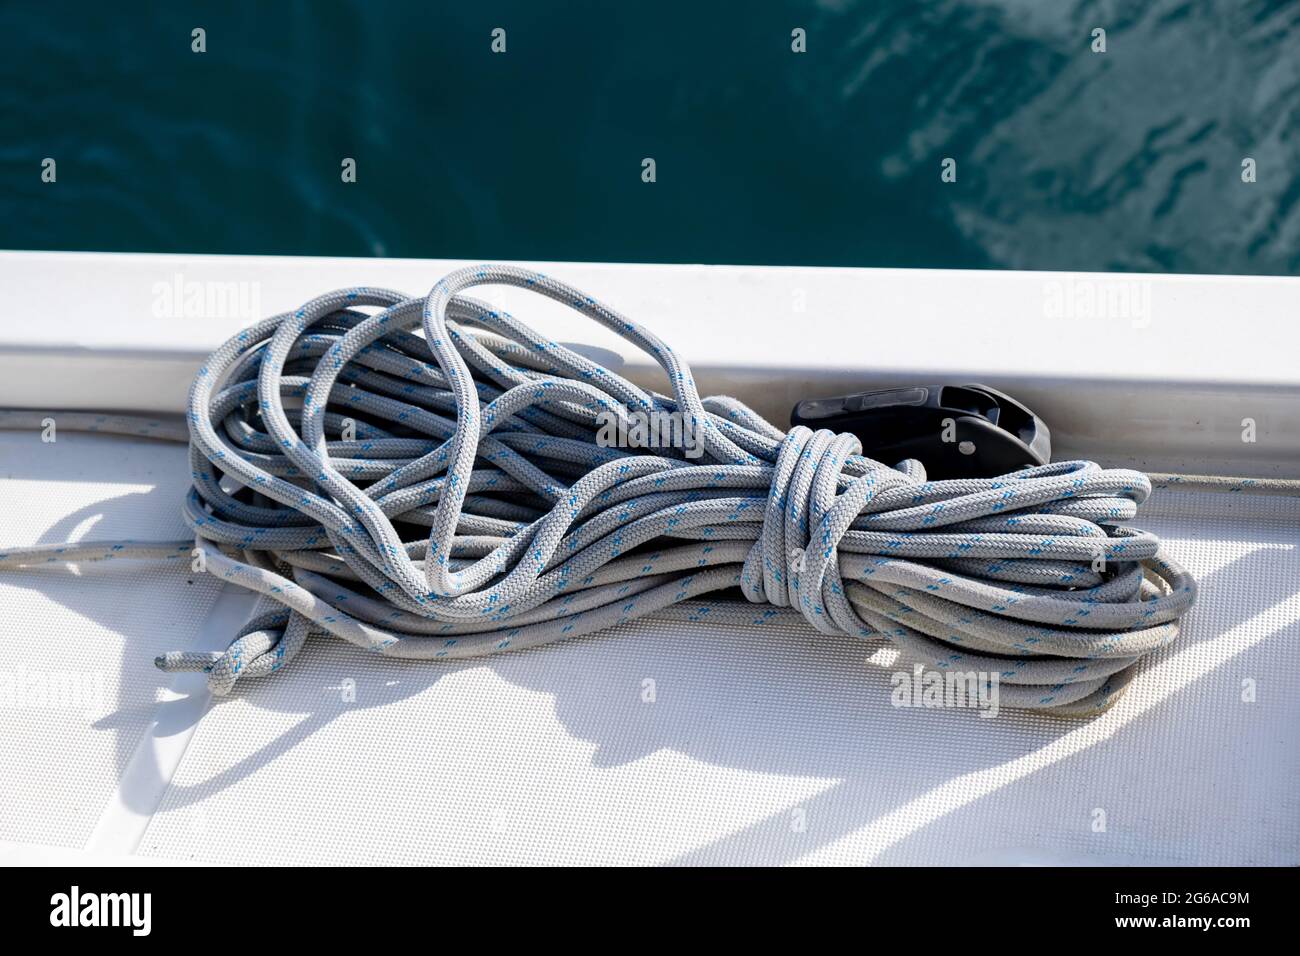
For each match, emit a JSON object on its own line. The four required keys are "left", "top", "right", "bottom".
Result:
{"left": 0, "top": 254, "right": 1297, "bottom": 865}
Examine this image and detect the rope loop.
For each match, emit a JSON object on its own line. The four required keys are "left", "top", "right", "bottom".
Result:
{"left": 129, "top": 264, "right": 1201, "bottom": 715}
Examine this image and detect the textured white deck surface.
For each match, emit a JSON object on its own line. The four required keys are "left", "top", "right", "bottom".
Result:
{"left": 2, "top": 430, "right": 1296, "bottom": 866}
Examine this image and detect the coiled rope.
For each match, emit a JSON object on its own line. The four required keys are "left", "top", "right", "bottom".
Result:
{"left": 0, "top": 265, "right": 1201, "bottom": 715}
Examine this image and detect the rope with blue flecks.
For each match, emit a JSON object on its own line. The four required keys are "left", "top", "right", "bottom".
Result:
{"left": 0, "top": 265, "right": 1200, "bottom": 715}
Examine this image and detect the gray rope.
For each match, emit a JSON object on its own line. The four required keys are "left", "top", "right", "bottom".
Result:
{"left": 1146, "top": 472, "right": 1300, "bottom": 496}
{"left": 0, "top": 264, "right": 1202, "bottom": 716}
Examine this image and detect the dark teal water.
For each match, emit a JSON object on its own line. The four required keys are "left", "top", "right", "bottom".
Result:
{"left": 3, "top": 1, "right": 1298, "bottom": 274}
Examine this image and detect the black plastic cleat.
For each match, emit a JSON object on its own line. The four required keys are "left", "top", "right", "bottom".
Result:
{"left": 790, "top": 384, "right": 1052, "bottom": 479}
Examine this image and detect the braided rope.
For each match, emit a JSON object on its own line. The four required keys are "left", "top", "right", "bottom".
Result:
{"left": 0, "top": 265, "right": 1200, "bottom": 715}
